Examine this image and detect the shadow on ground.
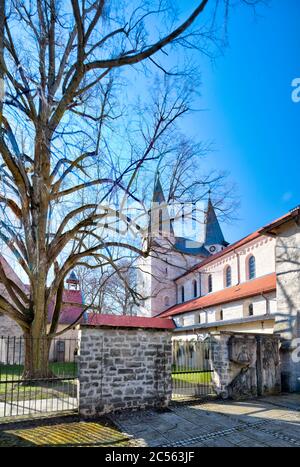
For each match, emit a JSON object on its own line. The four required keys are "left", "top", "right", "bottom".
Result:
{"left": 1, "top": 394, "right": 300, "bottom": 447}
{"left": 110, "top": 394, "right": 300, "bottom": 447}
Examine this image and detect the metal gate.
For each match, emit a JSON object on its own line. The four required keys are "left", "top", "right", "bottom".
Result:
{"left": 172, "top": 338, "right": 215, "bottom": 400}
{"left": 0, "top": 336, "right": 78, "bottom": 420}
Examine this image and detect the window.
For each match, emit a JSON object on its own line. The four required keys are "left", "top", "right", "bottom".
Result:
{"left": 181, "top": 285, "right": 185, "bottom": 303}
{"left": 164, "top": 296, "right": 170, "bottom": 307}
{"left": 208, "top": 274, "right": 213, "bottom": 293}
{"left": 248, "top": 303, "right": 254, "bottom": 316}
{"left": 248, "top": 255, "right": 256, "bottom": 280}
{"left": 225, "top": 266, "right": 232, "bottom": 288}
{"left": 193, "top": 279, "right": 198, "bottom": 298}
{"left": 178, "top": 316, "right": 184, "bottom": 327}
{"left": 158, "top": 209, "right": 163, "bottom": 235}
{"left": 216, "top": 308, "right": 223, "bottom": 321}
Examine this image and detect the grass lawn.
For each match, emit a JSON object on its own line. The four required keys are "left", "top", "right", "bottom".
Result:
{"left": 0, "top": 362, "right": 77, "bottom": 380}
{"left": 0, "top": 362, "right": 77, "bottom": 402}
{"left": 172, "top": 371, "right": 212, "bottom": 385}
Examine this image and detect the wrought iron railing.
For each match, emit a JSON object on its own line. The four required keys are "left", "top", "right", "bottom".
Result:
{"left": 172, "top": 339, "right": 215, "bottom": 399}
{"left": 0, "top": 336, "right": 78, "bottom": 420}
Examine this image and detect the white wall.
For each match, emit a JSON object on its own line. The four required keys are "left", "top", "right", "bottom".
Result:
{"left": 173, "top": 291, "right": 276, "bottom": 328}
{"left": 176, "top": 236, "right": 275, "bottom": 301}
{"left": 136, "top": 238, "right": 200, "bottom": 316}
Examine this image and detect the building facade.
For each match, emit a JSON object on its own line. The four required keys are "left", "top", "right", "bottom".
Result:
{"left": 139, "top": 179, "right": 300, "bottom": 390}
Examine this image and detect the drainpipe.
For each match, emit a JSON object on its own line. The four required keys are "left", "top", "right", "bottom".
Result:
{"left": 198, "top": 271, "right": 202, "bottom": 297}
{"left": 234, "top": 249, "right": 241, "bottom": 285}
{"left": 261, "top": 293, "right": 270, "bottom": 315}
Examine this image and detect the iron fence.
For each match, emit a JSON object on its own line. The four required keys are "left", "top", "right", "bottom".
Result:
{"left": 0, "top": 336, "right": 78, "bottom": 420}
{"left": 172, "top": 338, "right": 215, "bottom": 400}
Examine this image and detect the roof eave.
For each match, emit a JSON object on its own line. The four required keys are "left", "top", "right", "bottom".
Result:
{"left": 259, "top": 207, "right": 300, "bottom": 235}
{"left": 173, "top": 313, "right": 275, "bottom": 332}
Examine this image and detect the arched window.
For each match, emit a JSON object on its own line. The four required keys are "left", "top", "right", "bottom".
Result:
{"left": 248, "top": 303, "right": 254, "bottom": 316}
{"left": 164, "top": 296, "right": 170, "bottom": 307}
{"left": 248, "top": 255, "right": 256, "bottom": 280}
{"left": 208, "top": 274, "right": 213, "bottom": 293}
{"left": 225, "top": 266, "right": 232, "bottom": 288}
{"left": 158, "top": 209, "right": 163, "bottom": 235}
{"left": 193, "top": 279, "right": 198, "bottom": 298}
{"left": 181, "top": 285, "right": 185, "bottom": 303}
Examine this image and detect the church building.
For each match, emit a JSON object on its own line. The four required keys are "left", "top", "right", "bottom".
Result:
{"left": 137, "top": 176, "right": 300, "bottom": 392}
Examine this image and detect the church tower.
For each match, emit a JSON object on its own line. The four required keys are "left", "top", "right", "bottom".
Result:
{"left": 137, "top": 181, "right": 228, "bottom": 316}
{"left": 203, "top": 196, "right": 229, "bottom": 254}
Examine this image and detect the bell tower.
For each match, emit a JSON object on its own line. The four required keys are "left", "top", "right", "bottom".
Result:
{"left": 204, "top": 193, "right": 228, "bottom": 254}
{"left": 66, "top": 271, "right": 80, "bottom": 291}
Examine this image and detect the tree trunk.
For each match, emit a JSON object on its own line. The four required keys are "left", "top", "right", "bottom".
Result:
{"left": 23, "top": 330, "right": 53, "bottom": 380}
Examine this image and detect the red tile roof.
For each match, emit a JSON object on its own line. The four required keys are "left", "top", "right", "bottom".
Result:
{"left": 259, "top": 206, "right": 300, "bottom": 234}
{"left": 48, "top": 289, "right": 84, "bottom": 325}
{"left": 158, "top": 273, "right": 276, "bottom": 318}
{"left": 85, "top": 314, "right": 175, "bottom": 329}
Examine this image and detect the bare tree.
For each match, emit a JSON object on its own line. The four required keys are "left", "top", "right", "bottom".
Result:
{"left": 77, "top": 259, "right": 138, "bottom": 315}
{"left": 0, "top": 0, "right": 260, "bottom": 378}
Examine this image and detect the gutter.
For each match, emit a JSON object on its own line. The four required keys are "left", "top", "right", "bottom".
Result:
{"left": 173, "top": 313, "right": 274, "bottom": 333}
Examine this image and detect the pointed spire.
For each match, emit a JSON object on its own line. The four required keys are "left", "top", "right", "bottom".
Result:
{"left": 152, "top": 171, "right": 165, "bottom": 204}
{"left": 148, "top": 171, "right": 175, "bottom": 238}
{"left": 204, "top": 197, "right": 228, "bottom": 247}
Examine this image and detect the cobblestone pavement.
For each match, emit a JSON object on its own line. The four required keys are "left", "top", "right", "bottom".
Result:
{"left": 1, "top": 395, "right": 299, "bottom": 447}
{"left": 111, "top": 394, "right": 300, "bottom": 447}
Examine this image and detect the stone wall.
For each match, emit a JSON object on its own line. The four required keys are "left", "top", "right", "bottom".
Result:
{"left": 274, "top": 220, "right": 300, "bottom": 392}
{"left": 211, "top": 332, "right": 281, "bottom": 400}
{"left": 78, "top": 324, "right": 173, "bottom": 417}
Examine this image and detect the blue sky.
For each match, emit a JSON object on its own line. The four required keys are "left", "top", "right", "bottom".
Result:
{"left": 178, "top": 0, "right": 300, "bottom": 242}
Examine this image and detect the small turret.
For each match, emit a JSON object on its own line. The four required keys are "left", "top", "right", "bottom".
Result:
{"left": 66, "top": 271, "right": 80, "bottom": 290}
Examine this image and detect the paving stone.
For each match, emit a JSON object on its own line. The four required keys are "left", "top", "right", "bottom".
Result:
{"left": 109, "top": 394, "right": 300, "bottom": 447}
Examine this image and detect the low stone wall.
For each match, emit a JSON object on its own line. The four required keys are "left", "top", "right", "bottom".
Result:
{"left": 78, "top": 322, "right": 173, "bottom": 418}
{"left": 211, "top": 332, "right": 281, "bottom": 400}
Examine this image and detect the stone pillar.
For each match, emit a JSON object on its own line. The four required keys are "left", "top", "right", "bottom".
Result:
{"left": 78, "top": 323, "right": 173, "bottom": 418}
{"left": 274, "top": 221, "right": 300, "bottom": 392}
{"left": 210, "top": 332, "right": 232, "bottom": 398}
{"left": 211, "top": 332, "right": 281, "bottom": 400}
{"left": 256, "top": 335, "right": 281, "bottom": 396}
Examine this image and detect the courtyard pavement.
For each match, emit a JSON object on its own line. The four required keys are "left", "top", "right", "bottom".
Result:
{"left": 1, "top": 394, "right": 299, "bottom": 446}
{"left": 111, "top": 394, "right": 300, "bottom": 447}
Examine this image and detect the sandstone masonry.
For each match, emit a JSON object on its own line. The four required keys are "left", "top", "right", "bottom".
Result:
{"left": 211, "top": 331, "right": 281, "bottom": 399}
